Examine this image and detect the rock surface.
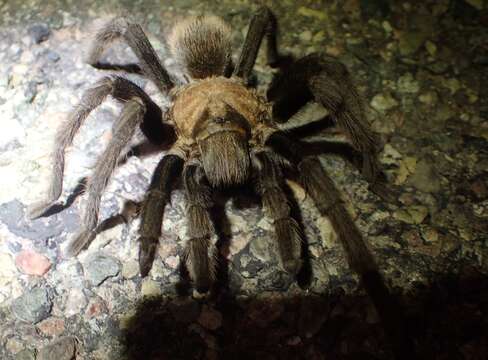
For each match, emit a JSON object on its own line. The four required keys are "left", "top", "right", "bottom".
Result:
{"left": 0, "top": 0, "right": 486, "bottom": 359}
{"left": 11, "top": 287, "right": 52, "bottom": 324}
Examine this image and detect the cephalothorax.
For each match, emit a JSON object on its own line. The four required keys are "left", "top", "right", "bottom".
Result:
{"left": 29, "top": 8, "right": 409, "bottom": 354}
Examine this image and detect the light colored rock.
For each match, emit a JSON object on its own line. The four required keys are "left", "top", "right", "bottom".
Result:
{"left": 297, "top": 7, "right": 328, "bottom": 21}
{"left": 164, "top": 255, "right": 179, "bottom": 270}
{"left": 83, "top": 253, "right": 120, "bottom": 286}
{"left": 370, "top": 93, "right": 399, "bottom": 112}
{"left": 121, "top": 260, "right": 139, "bottom": 279}
{"left": 395, "top": 156, "right": 417, "bottom": 185}
{"left": 141, "top": 278, "right": 161, "bottom": 297}
{"left": 380, "top": 144, "right": 402, "bottom": 166}
{"left": 394, "top": 205, "right": 429, "bottom": 224}
{"left": 64, "top": 288, "right": 87, "bottom": 317}
{"left": 408, "top": 159, "right": 442, "bottom": 193}
{"left": 397, "top": 73, "right": 420, "bottom": 93}
{"left": 0, "top": 251, "right": 17, "bottom": 287}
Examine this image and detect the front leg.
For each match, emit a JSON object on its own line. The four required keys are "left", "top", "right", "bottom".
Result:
{"left": 138, "top": 154, "right": 183, "bottom": 276}
{"left": 87, "top": 17, "right": 174, "bottom": 93}
{"left": 183, "top": 162, "right": 218, "bottom": 295}
{"left": 233, "top": 6, "right": 286, "bottom": 80}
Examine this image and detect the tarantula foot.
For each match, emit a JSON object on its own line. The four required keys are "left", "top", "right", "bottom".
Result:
{"left": 63, "top": 228, "right": 96, "bottom": 258}
{"left": 192, "top": 289, "right": 210, "bottom": 299}
{"left": 138, "top": 238, "right": 157, "bottom": 277}
{"left": 27, "top": 200, "right": 57, "bottom": 220}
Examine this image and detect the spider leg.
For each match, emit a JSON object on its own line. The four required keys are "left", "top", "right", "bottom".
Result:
{"left": 266, "top": 132, "right": 414, "bottom": 360}
{"left": 183, "top": 162, "right": 218, "bottom": 294}
{"left": 304, "top": 139, "right": 399, "bottom": 203}
{"left": 254, "top": 151, "right": 302, "bottom": 274}
{"left": 233, "top": 6, "right": 286, "bottom": 80}
{"left": 63, "top": 98, "right": 146, "bottom": 256}
{"left": 87, "top": 17, "right": 174, "bottom": 93}
{"left": 28, "top": 77, "right": 112, "bottom": 219}
{"left": 28, "top": 76, "right": 169, "bottom": 219}
{"left": 268, "top": 53, "right": 385, "bottom": 196}
{"left": 138, "top": 154, "right": 183, "bottom": 276}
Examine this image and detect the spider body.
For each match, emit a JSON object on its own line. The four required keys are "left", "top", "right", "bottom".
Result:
{"left": 170, "top": 76, "right": 270, "bottom": 186}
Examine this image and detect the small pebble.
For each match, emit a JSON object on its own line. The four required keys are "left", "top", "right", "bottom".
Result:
{"left": 15, "top": 249, "right": 51, "bottom": 275}
{"left": 37, "top": 337, "right": 76, "bottom": 360}
{"left": 83, "top": 253, "right": 120, "bottom": 286}
{"left": 27, "top": 23, "right": 51, "bottom": 44}
{"left": 45, "top": 49, "right": 60, "bottom": 62}
{"left": 11, "top": 287, "right": 52, "bottom": 324}
{"left": 37, "top": 317, "right": 65, "bottom": 336}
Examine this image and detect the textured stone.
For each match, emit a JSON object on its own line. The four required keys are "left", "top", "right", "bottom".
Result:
{"left": 141, "top": 278, "right": 161, "bottom": 297}
{"left": 370, "top": 93, "right": 398, "bottom": 111}
{"left": 37, "top": 317, "right": 65, "bottom": 336}
{"left": 27, "top": 23, "right": 51, "bottom": 44}
{"left": 15, "top": 249, "right": 51, "bottom": 276}
{"left": 14, "top": 349, "right": 36, "bottom": 360}
{"left": 64, "top": 288, "right": 87, "bottom": 317}
{"left": 397, "top": 73, "right": 420, "bottom": 93}
{"left": 37, "top": 336, "right": 76, "bottom": 360}
{"left": 85, "top": 298, "right": 108, "bottom": 318}
{"left": 83, "top": 253, "right": 120, "bottom": 286}
{"left": 121, "top": 260, "right": 139, "bottom": 279}
{"left": 0, "top": 251, "right": 17, "bottom": 287}
{"left": 11, "top": 287, "right": 52, "bottom": 323}
{"left": 408, "top": 159, "right": 442, "bottom": 193}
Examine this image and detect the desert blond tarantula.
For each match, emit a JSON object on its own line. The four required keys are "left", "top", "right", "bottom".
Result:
{"left": 29, "top": 7, "right": 394, "bottom": 299}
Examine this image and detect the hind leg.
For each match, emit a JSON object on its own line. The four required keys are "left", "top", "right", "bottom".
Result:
{"left": 254, "top": 151, "right": 303, "bottom": 274}
{"left": 267, "top": 53, "right": 390, "bottom": 199}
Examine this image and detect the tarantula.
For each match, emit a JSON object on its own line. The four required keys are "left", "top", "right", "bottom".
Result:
{"left": 30, "top": 8, "right": 392, "bottom": 298}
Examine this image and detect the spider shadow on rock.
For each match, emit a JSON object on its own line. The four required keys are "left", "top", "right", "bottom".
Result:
{"left": 120, "top": 266, "right": 488, "bottom": 360}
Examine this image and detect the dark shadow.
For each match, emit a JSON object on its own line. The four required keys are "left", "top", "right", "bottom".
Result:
{"left": 287, "top": 115, "right": 336, "bottom": 139}
{"left": 35, "top": 177, "right": 88, "bottom": 218}
{"left": 94, "top": 199, "right": 140, "bottom": 234}
{"left": 120, "top": 266, "right": 488, "bottom": 360}
{"left": 90, "top": 61, "right": 143, "bottom": 74}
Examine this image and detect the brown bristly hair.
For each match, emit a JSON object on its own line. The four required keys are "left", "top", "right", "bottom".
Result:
{"left": 168, "top": 15, "right": 232, "bottom": 79}
{"left": 199, "top": 131, "right": 250, "bottom": 186}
